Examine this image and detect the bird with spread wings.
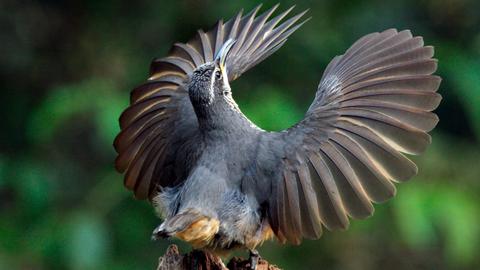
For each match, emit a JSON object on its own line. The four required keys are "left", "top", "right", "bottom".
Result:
{"left": 114, "top": 4, "right": 441, "bottom": 269}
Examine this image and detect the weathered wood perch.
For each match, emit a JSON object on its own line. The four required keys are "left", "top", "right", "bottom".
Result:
{"left": 156, "top": 245, "right": 281, "bottom": 270}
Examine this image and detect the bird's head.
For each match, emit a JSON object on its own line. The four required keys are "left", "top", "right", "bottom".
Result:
{"left": 188, "top": 39, "right": 236, "bottom": 107}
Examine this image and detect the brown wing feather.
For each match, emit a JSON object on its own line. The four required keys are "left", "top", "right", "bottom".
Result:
{"left": 261, "top": 29, "right": 441, "bottom": 243}
{"left": 114, "top": 5, "right": 308, "bottom": 199}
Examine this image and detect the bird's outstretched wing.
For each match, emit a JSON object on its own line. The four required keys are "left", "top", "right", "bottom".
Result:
{"left": 114, "top": 5, "right": 307, "bottom": 199}
{"left": 254, "top": 29, "right": 441, "bottom": 244}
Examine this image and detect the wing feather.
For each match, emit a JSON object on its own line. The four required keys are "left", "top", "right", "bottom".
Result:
{"left": 331, "top": 139, "right": 397, "bottom": 202}
{"left": 258, "top": 29, "right": 441, "bottom": 243}
{"left": 197, "top": 30, "right": 214, "bottom": 62}
{"left": 114, "top": 5, "right": 308, "bottom": 199}
{"left": 171, "top": 43, "right": 204, "bottom": 67}
{"left": 282, "top": 168, "right": 302, "bottom": 244}
{"left": 307, "top": 151, "right": 349, "bottom": 231}
{"left": 321, "top": 142, "right": 373, "bottom": 219}
{"left": 295, "top": 162, "right": 323, "bottom": 238}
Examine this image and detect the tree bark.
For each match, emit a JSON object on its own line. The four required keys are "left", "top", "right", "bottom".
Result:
{"left": 156, "top": 245, "right": 281, "bottom": 270}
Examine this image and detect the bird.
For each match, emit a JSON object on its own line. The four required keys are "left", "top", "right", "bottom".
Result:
{"left": 113, "top": 4, "right": 441, "bottom": 269}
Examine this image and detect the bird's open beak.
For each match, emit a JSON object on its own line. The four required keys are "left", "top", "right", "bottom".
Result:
{"left": 215, "top": 39, "right": 236, "bottom": 73}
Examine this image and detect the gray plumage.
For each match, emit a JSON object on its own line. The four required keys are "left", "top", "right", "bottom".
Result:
{"left": 114, "top": 4, "right": 441, "bottom": 255}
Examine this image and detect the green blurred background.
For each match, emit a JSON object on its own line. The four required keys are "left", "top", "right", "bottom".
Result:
{"left": 1, "top": 0, "right": 480, "bottom": 269}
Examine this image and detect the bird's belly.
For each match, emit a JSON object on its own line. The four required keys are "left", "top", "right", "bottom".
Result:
{"left": 153, "top": 160, "right": 271, "bottom": 252}
{"left": 204, "top": 190, "right": 273, "bottom": 252}
{"left": 158, "top": 187, "right": 272, "bottom": 252}
{"left": 208, "top": 218, "right": 275, "bottom": 254}
{"left": 169, "top": 208, "right": 272, "bottom": 253}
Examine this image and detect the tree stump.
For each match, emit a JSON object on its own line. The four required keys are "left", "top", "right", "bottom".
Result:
{"left": 156, "top": 245, "right": 281, "bottom": 270}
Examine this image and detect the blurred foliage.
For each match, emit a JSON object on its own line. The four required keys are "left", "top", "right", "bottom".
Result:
{"left": 1, "top": 0, "right": 480, "bottom": 269}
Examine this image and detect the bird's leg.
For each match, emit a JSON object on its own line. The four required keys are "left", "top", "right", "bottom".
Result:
{"left": 192, "top": 253, "right": 199, "bottom": 270}
{"left": 249, "top": 249, "right": 260, "bottom": 270}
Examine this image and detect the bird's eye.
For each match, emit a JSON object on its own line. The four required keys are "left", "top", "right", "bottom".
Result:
{"left": 215, "top": 70, "right": 221, "bottom": 79}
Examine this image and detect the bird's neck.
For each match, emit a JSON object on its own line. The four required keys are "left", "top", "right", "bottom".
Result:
{"left": 192, "top": 95, "right": 259, "bottom": 136}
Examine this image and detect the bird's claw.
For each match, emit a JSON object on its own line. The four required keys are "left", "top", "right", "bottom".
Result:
{"left": 249, "top": 249, "right": 260, "bottom": 270}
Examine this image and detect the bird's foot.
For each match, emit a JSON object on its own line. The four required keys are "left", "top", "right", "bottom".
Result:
{"left": 249, "top": 249, "right": 260, "bottom": 270}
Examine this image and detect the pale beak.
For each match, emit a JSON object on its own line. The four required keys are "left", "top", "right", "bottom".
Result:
{"left": 214, "top": 39, "right": 236, "bottom": 73}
